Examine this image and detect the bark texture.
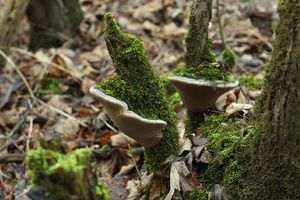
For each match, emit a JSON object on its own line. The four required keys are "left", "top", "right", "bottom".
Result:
{"left": 0, "top": 0, "right": 30, "bottom": 69}
{"left": 26, "top": 0, "right": 83, "bottom": 51}
{"left": 244, "top": 0, "right": 300, "bottom": 199}
{"left": 185, "top": 0, "right": 213, "bottom": 68}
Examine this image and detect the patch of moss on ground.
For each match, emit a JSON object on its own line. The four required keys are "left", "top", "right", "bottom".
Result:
{"left": 26, "top": 146, "right": 109, "bottom": 200}
{"left": 239, "top": 75, "right": 263, "bottom": 90}
{"left": 199, "top": 114, "right": 256, "bottom": 198}
{"left": 174, "top": 62, "right": 232, "bottom": 82}
{"left": 41, "top": 77, "right": 62, "bottom": 94}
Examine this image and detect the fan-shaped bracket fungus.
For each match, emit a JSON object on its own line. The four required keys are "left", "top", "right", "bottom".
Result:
{"left": 90, "top": 86, "right": 166, "bottom": 148}
{"left": 169, "top": 76, "right": 239, "bottom": 112}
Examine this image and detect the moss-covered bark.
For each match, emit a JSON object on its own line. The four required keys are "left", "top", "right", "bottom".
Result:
{"left": 26, "top": 140, "right": 109, "bottom": 200}
{"left": 26, "top": 0, "right": 83, "bottom": 51}
{"left": 185, "top": 0, "right": 213, "bottom": 67}
{"left": 183, "top": 0, "right": 214, "bottom": 134}
{"left": 97, "top": 13, "right": 179, "bottom": 172}
{"left": 242, "top": 1, "right": 300, "bottom": 199}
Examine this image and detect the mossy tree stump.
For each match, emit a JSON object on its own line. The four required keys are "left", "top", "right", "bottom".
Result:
{"left": 26, "top": 139, "right": 109, "bottom": 200}
{"left": 97, "top": 13, "right": 179, "bottom": 172}
{"left": 242, "top": 1, "right": 300, "bottom": 199}
{"left": 26, "top": 0, "right": 83, "bottom": 51}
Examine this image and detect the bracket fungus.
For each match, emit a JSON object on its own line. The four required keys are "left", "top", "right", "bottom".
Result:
{"left": 170, "top": 77, "right": 238, "bottom": 112}
{"left": 90, "top": 87, "right": 165, "bottom": 147}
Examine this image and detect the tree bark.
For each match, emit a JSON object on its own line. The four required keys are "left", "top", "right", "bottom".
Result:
{"left": 185, "top": 0, "right": 213, "bottom": 68}
{"left": 0, "top": 0, "right": 30, "bottom": 69}
{"left": 26, "top": 0, "right": 83, "bottom": 51}
{"left": 244, "top": 1, "right": 300, "bottom": 199}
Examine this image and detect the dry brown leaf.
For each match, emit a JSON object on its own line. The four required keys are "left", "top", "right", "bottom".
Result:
{"left": 226, "top": 103, "right": 253, "bottom": 115}
{"left": 48, "top": 54, "right": 74, "bottom": 77}
{"left": 165, "top": 164, "right": 180, "bottom": 200}
{"left": 53, "top": 118, "right": 79, "bottom": 135}
{"left": 163, "top": 22, "right": 187, "bottom": 37}
{"left": 81, "top": 77, "right": 96, "bottom": 96}
{"left": 110, "top": 133, "right": 138, "bottom": 148}
{"left": 99, "top": 149, "right": 132, "bottom": 177}
{"left": 47, "top": 95, "right": 72, "bottom": 114}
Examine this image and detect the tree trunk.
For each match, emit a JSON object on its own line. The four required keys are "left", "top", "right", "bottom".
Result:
{"left": 184, "top": 0, "right": 213, "bottom": 134}
{"left": 244, "top": 1, "right": 300, "bottom": 199}
{"left": 0, "top": 0, "right": 30, "bottom": 69}
{"left": 26, "top": 0, "right": 83, "bottom": 51}
{"left": 185, "top": 0, "right": 212, "bottom": 68}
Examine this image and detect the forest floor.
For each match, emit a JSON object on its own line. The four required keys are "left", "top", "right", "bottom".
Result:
{"left": 0, "top": 0, "right": 277, "bottom": 199}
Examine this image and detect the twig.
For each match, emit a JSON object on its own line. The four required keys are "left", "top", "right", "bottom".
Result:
{"left": 0, "top": 153, "right": 25, "bottom": 164}
{"left": 128, "top": 144, "right": 142, "bottom": 180}
{"left": 26, "top": 115, "right": 33, "bottom": 152}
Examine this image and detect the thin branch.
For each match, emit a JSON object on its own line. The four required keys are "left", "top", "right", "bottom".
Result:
{"left": 0, "top": 153, "right": 25, "bottom": 164}
{"left": 26, "top": 115, "right": 34, "bottom": 152}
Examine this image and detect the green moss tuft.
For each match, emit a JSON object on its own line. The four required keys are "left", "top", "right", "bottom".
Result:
{"left": 26, "top": 146, "right": 109, "bottom": 200}
{"left": 221, "top": 47, "right": 237, "bottom": 69}
{"left": 97, "top": 13, "right": 179, "bottom": 172}
{"left": 199, "top": 114, "right": 256, "bottom": 198}
{"left": 239, "top": 75, "right": 263, "bottom": 90}
{"left": 160, "top": 73, "right": 176, "bottom": 96}
{"left": 185, "top": 112, "right": 205, "bottom": 135}
{"left": 41, "top": 77, "right": 62, "bottom": 94}
{"left": 174, "top": 62, "right": 232, "bottom": 82}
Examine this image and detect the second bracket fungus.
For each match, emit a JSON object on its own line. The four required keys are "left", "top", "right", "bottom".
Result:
{"left": 169, "top": 76, "right": 238, "bottom": 112}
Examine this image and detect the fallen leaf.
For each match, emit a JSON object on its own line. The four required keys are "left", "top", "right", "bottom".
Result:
{"left": 48, "top": 54, "right": 74, "bottom": 77}
{"left": 81, "top": 77, "right": 96, "bottom": 96}
{"left": 53, "top": 118, "right": 79, "bottom": 135}
{"left": 226, "top": 103, "right": 253, "bottom": 115}
{"left": 110, "top": 133, "right": 138, "bottom": 148}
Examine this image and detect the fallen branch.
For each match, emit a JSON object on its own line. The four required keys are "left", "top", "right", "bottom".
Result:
{"left": 0, "top": 153, "right": 24, "bottom": 164}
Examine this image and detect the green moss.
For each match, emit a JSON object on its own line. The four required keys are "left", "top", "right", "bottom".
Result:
{"left": 199, "top": 114, "right": 257, "bottom": 198}
{"left": 160, "top": 73, "right": 176, "bottom": 96}
{"left": 174, "top": 62, "right": 232, "bottom": 82}
{"left": 184, "top": 189, "right": 209, "bottom": 200}
{"left": 26, "top": 146, "right": 109, "bottom": 200}
{"left": 41, "top": 77, "right": 62, "bottom": 94}
{"left": 221, "top": 47, "right": 237, "bottom": 69}
{"left": 239, "top": 75, "right": 263, "bottom": 90}
{"left": 168, "top": 92, "right": 181, "bottom": 111}
{"left": 97, "top": 13, "right": 179, "bottom": 172}
{"left": 185, "top": 111, "right": 205, "bottom": 135}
